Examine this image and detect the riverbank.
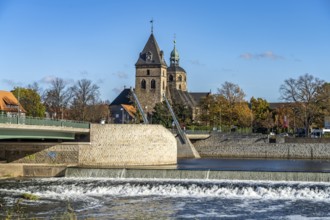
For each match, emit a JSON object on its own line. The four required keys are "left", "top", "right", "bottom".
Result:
{"left": 193, "top": 133, "right": 330, "bottom": 159}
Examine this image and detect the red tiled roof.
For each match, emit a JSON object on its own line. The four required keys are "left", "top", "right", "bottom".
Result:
{"left": 0, "top": 90, "right": 26, "bottom": 113}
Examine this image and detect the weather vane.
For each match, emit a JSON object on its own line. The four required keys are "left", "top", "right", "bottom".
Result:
{"left": 150, "top": 18, "right": 154, "bottom": 34}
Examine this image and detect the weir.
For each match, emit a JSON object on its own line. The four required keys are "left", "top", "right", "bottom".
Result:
{"left": 65, "top": 167, "right": 330, "bottom": 182}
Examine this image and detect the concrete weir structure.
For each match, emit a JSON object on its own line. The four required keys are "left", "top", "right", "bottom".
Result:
{"left": 65, "top": 167, "right": 330, "bottom": 182}
{"left": 0, "top": 124, "right": 177, "bottom": 177}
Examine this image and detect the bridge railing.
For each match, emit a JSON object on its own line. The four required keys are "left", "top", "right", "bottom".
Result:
{"left": 0, "top": 115, "right": 90, "bottom": 129}
{"left": 168, "top": 129, "right": 211, "bottom": 135}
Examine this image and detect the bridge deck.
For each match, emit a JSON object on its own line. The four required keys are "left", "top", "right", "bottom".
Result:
{"left": 0, "top": 115, "right": 90, "bottom": 140}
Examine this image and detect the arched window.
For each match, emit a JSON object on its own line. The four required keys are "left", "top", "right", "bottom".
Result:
{"left": 169, "top": 75, "right": 174, "bottom": 82}
{"left": 141, "top": 79, "right": 146, "bottom": 89}
{"left": 151, "top": 79, "right": 156, "bottom": 89}
{"left": 147, "top": 69, "right": 150, "bottom": 75}
{"left": 178, "top": 75, "right": 182, "bottom": 81}
{"left": 179, "top": 84, "right": 182, "bottom": 90}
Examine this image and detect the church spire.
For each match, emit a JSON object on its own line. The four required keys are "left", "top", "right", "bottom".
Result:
{"left": 170, "top": 38, "right": 180, "bottom": 66}
{"left": 150, "top": 18, "right": 154, "bottom": 34}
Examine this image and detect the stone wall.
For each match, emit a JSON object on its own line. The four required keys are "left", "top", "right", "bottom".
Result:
{"left": 0, "top": 124, "right": 177, "bottom": 166}
{"left": 0, "top": 142, "right": 87, "bottom": 164}
{"left": 80, "top": 124, "right": 177, "bottom": 166}
{"left": 194, "top": 132, "right": 330, "bottom": 159}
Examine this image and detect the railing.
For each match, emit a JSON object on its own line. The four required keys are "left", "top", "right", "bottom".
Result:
{"left": 168, "top": 129, "right": 211, "bottom": 135}
{"left": 163, "top": 94, "right": 187, "bottom": 144}
{"left": 0, "top": 115, "right": 90, "bottom": 129}
{"left": 130, "top": 87, "right": 149, "bottom": 124}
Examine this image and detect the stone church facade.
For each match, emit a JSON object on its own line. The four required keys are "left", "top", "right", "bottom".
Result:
{"left": 135, "top": 33, "right": 209, "bottom": 118}
{"left": 110, "top": 32, "right": 209, "bottom": 123}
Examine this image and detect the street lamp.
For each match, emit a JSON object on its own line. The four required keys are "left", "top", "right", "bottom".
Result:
{"left": 120, "top": 108, "right": 124, "bottom": 124}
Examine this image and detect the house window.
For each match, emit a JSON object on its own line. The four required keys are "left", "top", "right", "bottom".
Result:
{"left": 169, "top": 75, "right": 173, "bottom": 82}
{"left": 147, "top": 69, "right": 150, "bottom": 75}
{"left": 151, "top": 79, "right": 156, "bottom": 89}
{"left": 141, "top": 79, "right": 146, "bottom": 89}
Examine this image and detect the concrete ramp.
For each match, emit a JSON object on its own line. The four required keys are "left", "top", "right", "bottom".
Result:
{"left": 177, "top": 136, "right": 201, "bottom": 159}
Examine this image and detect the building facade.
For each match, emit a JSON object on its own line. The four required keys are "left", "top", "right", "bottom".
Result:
{"left": 134, "top": 33, "right": 209, "bottom": 117}
{"left": 110, "top": 32, "right": 209, "bottom": 123}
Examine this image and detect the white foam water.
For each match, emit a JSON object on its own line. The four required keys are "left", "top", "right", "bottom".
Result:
{"left": 1, "top": 178, "right": 330, "bottom": 219}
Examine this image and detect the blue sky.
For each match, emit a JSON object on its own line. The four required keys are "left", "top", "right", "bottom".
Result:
{"left": 1, "top": 0, "right": 329, "bottom": 102}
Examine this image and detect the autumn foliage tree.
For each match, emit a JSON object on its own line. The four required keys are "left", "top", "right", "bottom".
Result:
{"left": 198, "top": 82, "right": 252, "bottom": 131}
{"left": 250, "top": 97, "right": 274, "bottom": 133}
{"left": 12, "top": 87, "right": 45, "bottom": 117}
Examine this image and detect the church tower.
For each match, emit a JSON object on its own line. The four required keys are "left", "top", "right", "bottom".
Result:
{"left": 135, "top": 33, "right": 167, "bottom": 113}
{"left": 167, "top": 40, "right": 187, "bottom": 92}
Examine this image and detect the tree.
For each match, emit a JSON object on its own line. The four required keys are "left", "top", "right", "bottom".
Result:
{"left": 198, "top": 94, "right": 216, "bottom": 126}
{"left": 12, "top": 87, "right": 46, "bottom": 117}
{"left": 217, "top": 81, "right": 249, "bottom": 128}
{"left": 318, "top": 83, "right": 330, "bottom": 122}
{"left": 173, "top": 103, "right": 193, "bottom": 126}
{"left": 43, "top": 77, "right": 72, "bottom": 119}
{"left": 84, "top": 102, "right": 110, "bottom": 123}
{"left": 250, "top": 97, "right": 274, "bottom": 133}
{"left": 151, "top": 101, "right": 172, "bottom": 127}
{"left": 279, "top": 74, "right": 325, "bottom": 136}
{"left": 69, "top": 79, "right": 100, "bottom": 121}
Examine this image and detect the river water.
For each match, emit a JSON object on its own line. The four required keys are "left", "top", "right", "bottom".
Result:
{"left": 1, "top": 159, "right": 330, "bottom": 219}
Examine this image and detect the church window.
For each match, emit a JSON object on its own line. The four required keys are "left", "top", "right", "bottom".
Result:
{"left": 169, "top": 75, "right": 173, "bottom": 82}
{"left": 141, "top": 79, "right": 146, "bottom": 89}
{"left": 179, "top": 84, "right": 182, "bottom": 90}
{"left": 178, "top": 75, "right": 182, "bottom": 81}
{"left": 151, "top": 79, "right": 156, "bottom": 89}
{"left": 147, "top": 69, "right": 150, "bottom": 75}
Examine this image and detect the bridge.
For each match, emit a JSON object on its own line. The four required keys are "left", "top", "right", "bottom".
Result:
{"left": 0, "top": 115, "right": 90, "bottom": 140}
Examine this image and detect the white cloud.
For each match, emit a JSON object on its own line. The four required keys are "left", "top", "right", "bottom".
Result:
{"left": 240, "top": 51, "right": 284, "bottom": 60}
{"left": 239, "top": 53, "right": 254, "bottom": 60}
{"left": 39, "top": 75, "right": 74, "bottom": 85}
{"left": 40, "top": 75, "right": 56, "bottom": 84}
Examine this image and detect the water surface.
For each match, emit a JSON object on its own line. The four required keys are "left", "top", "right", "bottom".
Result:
{"left": 1, "top": 177, "right": 330, "bottom": 219}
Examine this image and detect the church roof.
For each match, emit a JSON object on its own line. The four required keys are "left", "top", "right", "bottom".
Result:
{"left": 189, "top": 92, "right": 211, "bottom": 104}
{"left": 110, "top": 89, "right": 133, "bottom": 106}
{"left": 135, "top": 34, "right": 167, "bottom": 66}
{"left": 167, "top": 65, "right": 186, "bottom": 73}
{"left": 269, "top": 102, "right": 292, "bottom": 110}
